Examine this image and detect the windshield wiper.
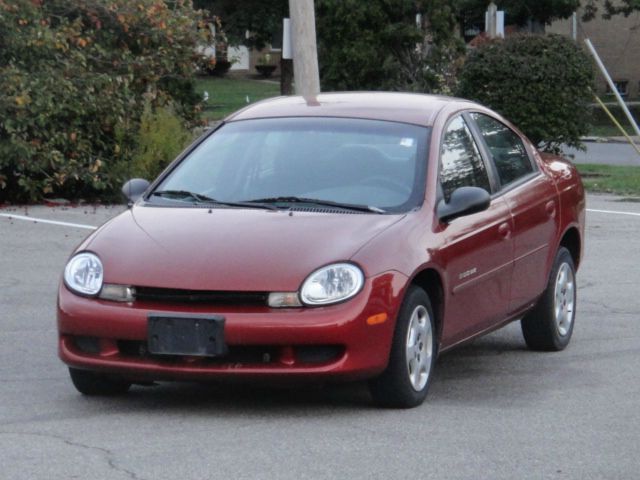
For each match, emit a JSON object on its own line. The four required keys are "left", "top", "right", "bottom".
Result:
{"left": 152, "top": 190, "right": 216, "bottom": 203}
{"left": 151, "top": 190, "right": 278, "bottom": 210}
{"left": 243, "top": 196, "right": 386, "bottom": 214}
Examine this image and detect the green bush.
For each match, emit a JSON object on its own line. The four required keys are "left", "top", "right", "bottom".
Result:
{"left": 130, "top": 103, "right": 194, "bottom": 180}
{"left": 316, "top": 0, "right": 421, "bottom": 91}
{"left": 393, "top": 1, "right": 465, "bottom": 95}
{"left": 456, "top": 34, "right": 595, "bottom": 152}
{"left": 314, "top": 0, "right": 466, "bottom": 94}
{"left": 0, "top": 0, "right": 206, "bottom": 203}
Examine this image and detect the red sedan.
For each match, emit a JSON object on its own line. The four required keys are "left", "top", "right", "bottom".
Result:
{"left": 58, "top": 92, "right": 585, "bottom": 408}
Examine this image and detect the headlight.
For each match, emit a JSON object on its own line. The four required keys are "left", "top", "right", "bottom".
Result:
{"left": 300, "top": 263, "right": 364, "bottom": 306}
{"left": 63, "top": 252, "right": 103, "bottom": 296}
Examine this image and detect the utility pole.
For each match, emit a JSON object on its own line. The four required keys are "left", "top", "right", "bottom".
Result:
{"left": 288, "top": 0, "right": 320, "bottom": 97}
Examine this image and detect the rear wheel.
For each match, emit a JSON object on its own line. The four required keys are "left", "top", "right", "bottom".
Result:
{"left": 369, "top": 286, "right": 437, "bottom": 408}
{"left": 68, "top": 368, "right": 131, "bottom": 396}
{"left": 521, "top": 247, "right": 577, "bottom": 351}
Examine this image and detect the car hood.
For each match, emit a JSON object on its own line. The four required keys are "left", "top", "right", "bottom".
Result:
{"left": 85, "top": 206, "right": 405, "bottom": 291}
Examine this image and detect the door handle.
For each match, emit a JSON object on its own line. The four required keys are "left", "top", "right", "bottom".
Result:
{"left": 545, "top": 200, "right": 556, "bottom": 218}
{"left": 498, "top": 222, "right": 511, "bottom": 239}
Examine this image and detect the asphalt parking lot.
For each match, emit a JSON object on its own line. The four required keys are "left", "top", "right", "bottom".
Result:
{"left": 1, "top": 193, "right": 639, "bottom": 480}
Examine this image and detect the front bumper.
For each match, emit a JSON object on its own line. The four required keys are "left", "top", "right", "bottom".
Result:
{"left": 57, "top": 272, "right": 408, "bottom": 382}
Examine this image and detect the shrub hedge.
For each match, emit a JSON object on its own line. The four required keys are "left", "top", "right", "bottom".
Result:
{"left": 0, "top": 0, "right": 206, "bottom": 203}
{"left": 130, "top": 102, "right": 194, "bottom": 180}
{"left": 457, "top": 34, "right": 595, "bottom": 152}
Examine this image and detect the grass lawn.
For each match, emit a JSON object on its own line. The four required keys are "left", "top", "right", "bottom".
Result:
{"left": 588, "top": 124, "right": 630, "bottom": 137}
{"left": 576, "top": 163, "right": 640, "bottom": 196}
{"left": 588, "top": 104, "right": 640, "bottom": 138}
{"left": 194, "top": 76, "right": 281, "bottom": 121}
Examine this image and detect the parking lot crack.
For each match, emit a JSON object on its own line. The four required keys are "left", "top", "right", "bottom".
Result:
{"left": 0, "top": 431, "right": 149, "bottom": 480}
{"left": 581, "top": 298, "right": 637, "bottom": 316}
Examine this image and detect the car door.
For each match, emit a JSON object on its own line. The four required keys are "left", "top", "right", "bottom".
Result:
{"left": 468, "top": 112, "right": 560, "bottom": 313}
{"left": 436, "top": 115, "right": 515, "bottom": 347}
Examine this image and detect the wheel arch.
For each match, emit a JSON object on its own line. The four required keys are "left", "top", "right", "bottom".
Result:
{"left": 409, "top": 268, "right": 445, "bottom": 346}
{"left": 559, "top": 226, "right": 581, "bottom": 269}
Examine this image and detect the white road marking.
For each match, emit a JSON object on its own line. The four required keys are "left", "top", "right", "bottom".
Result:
{"left": 0, "top": 213, "right": 97, "bottom": 230}
{"left": 587, "top": 208, "right": 640, "bottom": 217}
{"left": 1, "top": 208, "right": 638, "bottom": 231}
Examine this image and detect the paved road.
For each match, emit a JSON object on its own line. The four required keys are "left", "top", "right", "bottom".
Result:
{"left": 1, "top": 195, "right": 639, "bottom": 480}
{"left": 564, "top": 141, "right": 640, "bottom": 166}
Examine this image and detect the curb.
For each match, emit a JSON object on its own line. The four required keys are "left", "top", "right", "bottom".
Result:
{"left": 581, "top": 136, "right": 640, "bottom": 144}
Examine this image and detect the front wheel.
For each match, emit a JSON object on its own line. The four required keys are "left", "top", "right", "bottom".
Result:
{"left": 521, "top": 247, "right": 577, "bottom": 351}
{"left": 68, "top": 368, "right": 131, "bottom": 396}
{"left": 369, "top": 286, "right": 437, "bottom": 408}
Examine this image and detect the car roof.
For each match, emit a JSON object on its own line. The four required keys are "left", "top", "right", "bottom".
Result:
{"left": 225, "top": 92, "right": 476, "bottom": 127}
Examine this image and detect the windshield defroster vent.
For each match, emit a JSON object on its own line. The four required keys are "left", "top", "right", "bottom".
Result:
{"left": 287, "top": 207, "right": 364, "bottom": 214}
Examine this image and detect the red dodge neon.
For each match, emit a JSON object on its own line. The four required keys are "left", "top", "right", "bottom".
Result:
{"left": 58, "top": 92, "right": 585, "bottom": 408}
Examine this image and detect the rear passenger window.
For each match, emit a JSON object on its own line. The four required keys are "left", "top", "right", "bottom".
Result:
{"left": 440, "top": 115, "right": 491, "bottom": 202}
{"left": 470, "top": 113, "right": 534, "bottom": 187}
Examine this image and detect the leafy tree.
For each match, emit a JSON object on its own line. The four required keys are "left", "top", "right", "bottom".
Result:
{"left": 194, "top": 0, "right": 288, "bottom": 49}
{"left": 315, "top": 0, "right": 424, "bottom": 91}
{"left": 193, "top": 1, "right": 465, "bottom": 93}
{"left": 0, "top": 0, "right": 206, "bottom": 202}
{"left": 457, "top": 0, "right": 580, "bottom": 40}
{"left": 457, "top": 34, "right": 595, "bottom": 152}
{"left": 460, "top": 0, "right": 580, "bottom": 25}
{"left": 196, "top": 0, "right": 427, "bottom": 91}
{"left": 455, "top": 0, "right": 584, "bottom": 38}
{"left": 396, "top": 0, "right": 466, "bottom": 94}
{"left": 583, "top": 0, "right": 640, "bottom": 20}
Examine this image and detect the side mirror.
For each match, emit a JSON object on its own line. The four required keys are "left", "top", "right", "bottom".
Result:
{"left": 437, "top": 186, "right": 491, "bottom": 223}
{"left": 122, "top": 178, "right": 150, "bottom": 204}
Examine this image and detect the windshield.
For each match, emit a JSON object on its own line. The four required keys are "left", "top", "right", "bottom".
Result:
{"left": 150, "top": 117, "right": 430, "bottom": 213}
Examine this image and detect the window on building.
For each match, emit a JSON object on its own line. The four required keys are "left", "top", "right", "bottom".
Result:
{"left": 606, "top": 80, "right": 629, "bottom": 97}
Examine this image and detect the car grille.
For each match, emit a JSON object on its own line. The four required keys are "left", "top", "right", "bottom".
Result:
{"left": 134, "top": 287, "right": 269, "bottom": 306}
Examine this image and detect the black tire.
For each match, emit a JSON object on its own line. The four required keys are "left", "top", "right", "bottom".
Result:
{"left": 521, "top": 247, "right": 577, "bottom": 351}
{"left": 369, "top": 286, "right": 437, "bottom": 408}
{"left": 68, "top": 368, "right": 131, "bottom": 396}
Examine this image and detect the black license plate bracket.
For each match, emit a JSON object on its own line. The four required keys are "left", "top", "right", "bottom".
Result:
{"left": 147, "top": 314, "right": 227, "bottom": 357}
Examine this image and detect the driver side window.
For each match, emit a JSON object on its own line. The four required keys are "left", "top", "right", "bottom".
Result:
{"left": 440, "top": 116, "right": 491, "bottom": 202}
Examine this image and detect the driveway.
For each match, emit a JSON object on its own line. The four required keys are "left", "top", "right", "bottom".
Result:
{"left": 564, "top": 140, "right": 640, "bottom": 166}
{"left": 1, "top": 194, "right": 639, "bottom": 479}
